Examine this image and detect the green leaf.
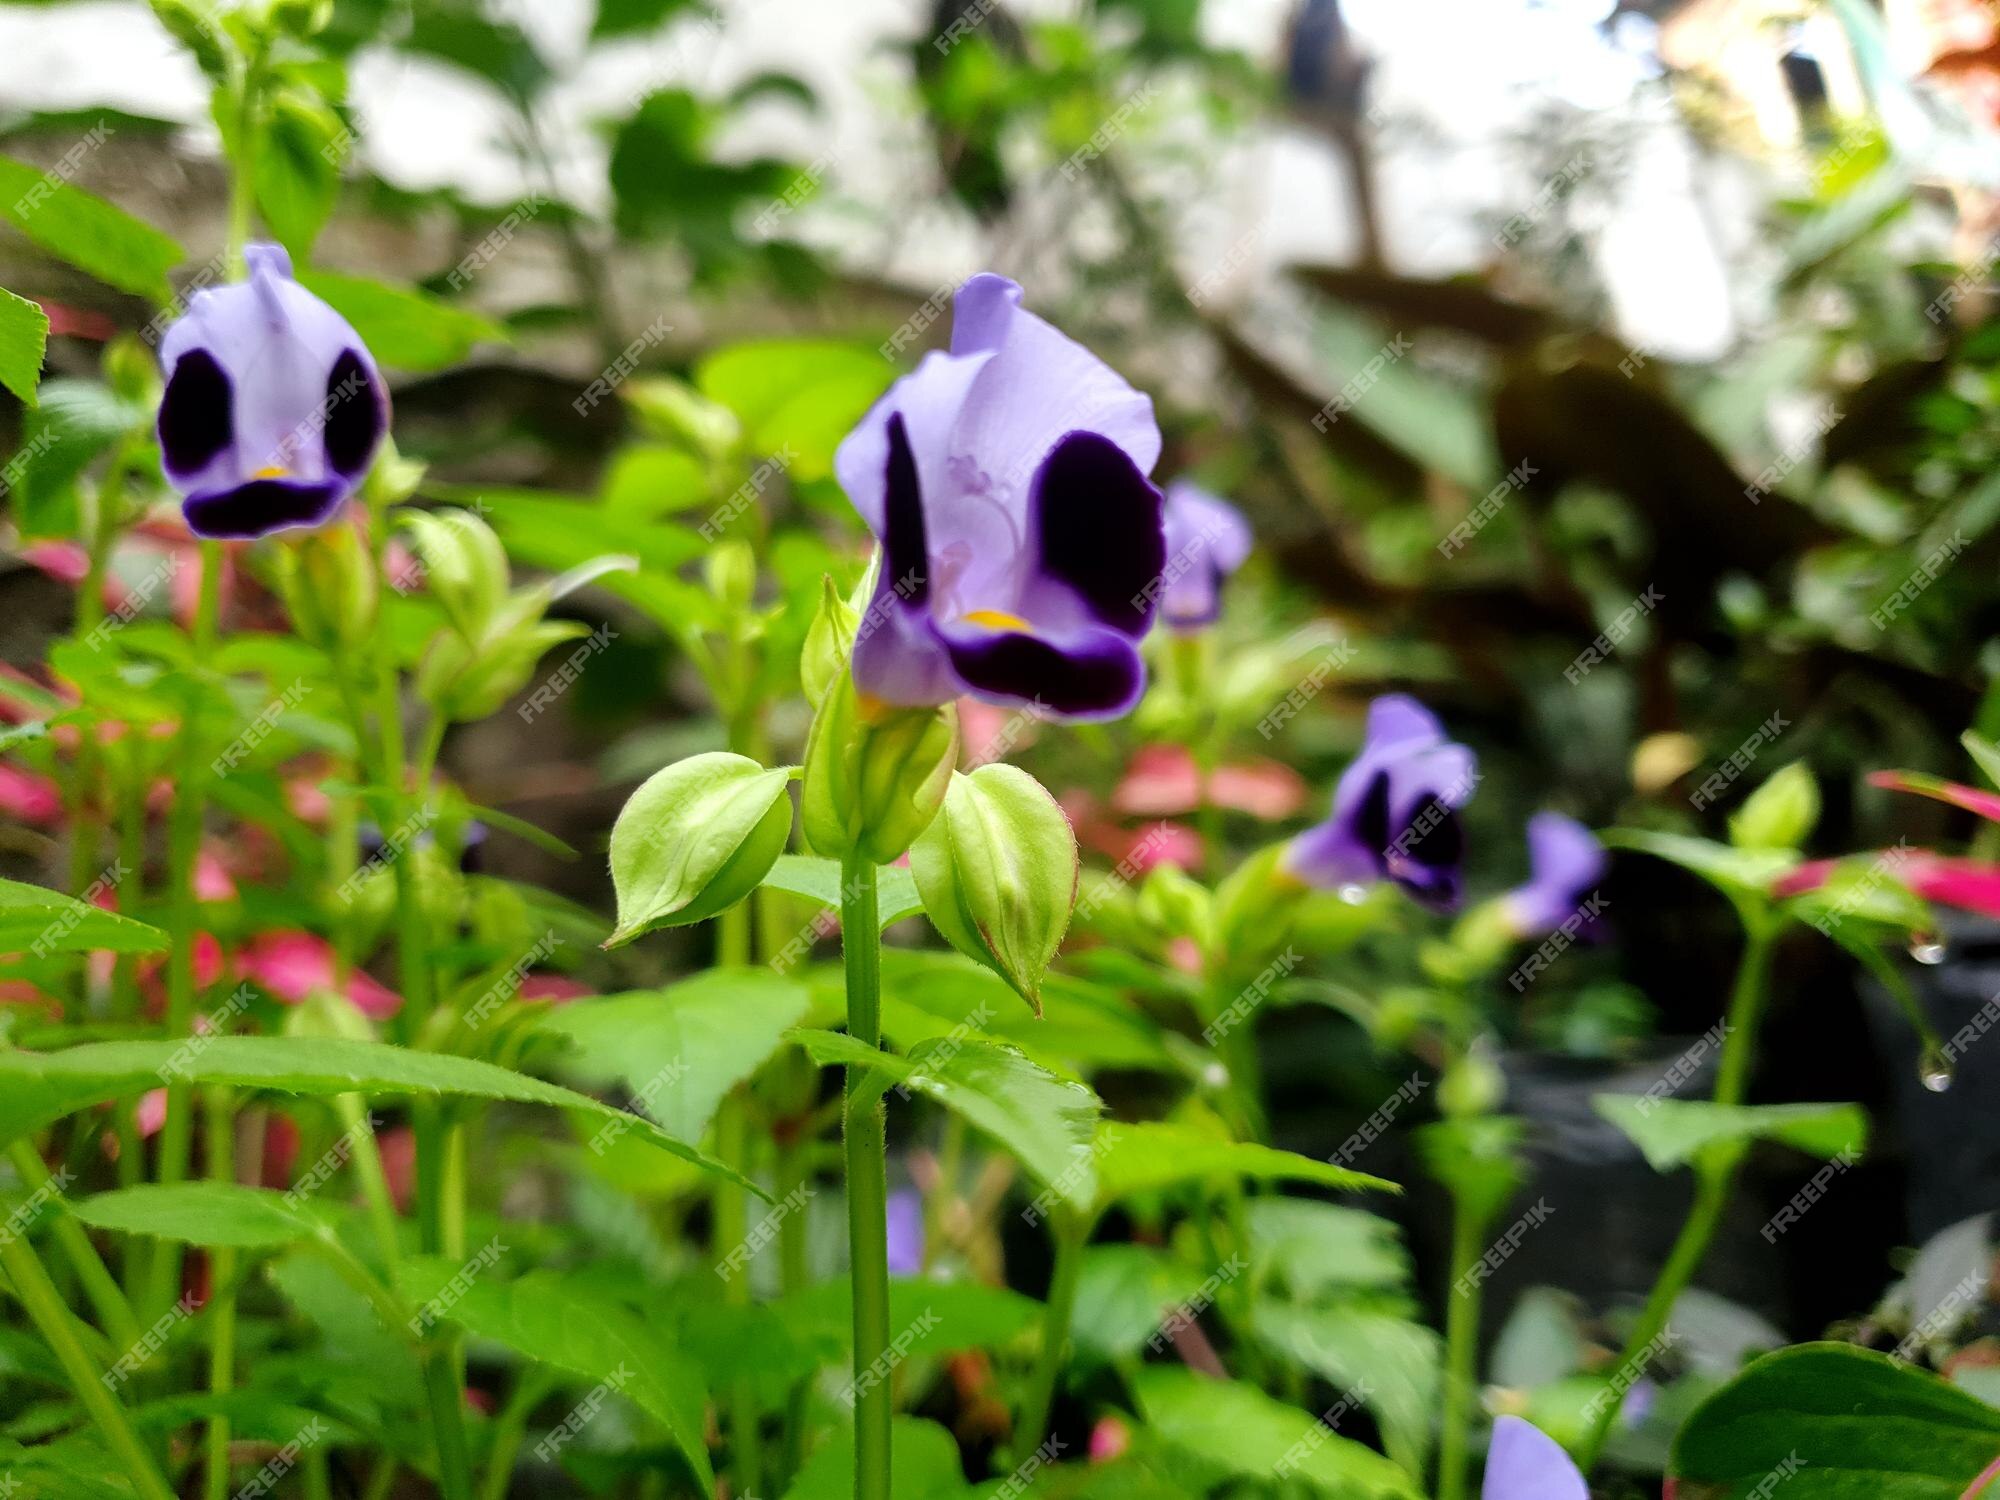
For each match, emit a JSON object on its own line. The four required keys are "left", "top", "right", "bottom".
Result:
{"left": 1414, "top": 1116, "right": 1525, "bottom": 1234}
{"left": 606, "top": 752, "right": 795, "bottom": 945}
{"left": 1071, "top": 1244, "right": 1215, "bottom": 1360}
{"left": 0, "top": 286, "right": 48, "bottom": 405}
{"left": 0, "top": 876, "right": 168, "bottom": 957}
{"left": 1672, "top": 1343, "right": 2000, "bottom": 1498}
{"left": 782, "top": 1415, "right": 968, "bottom": 1500}
{"left": 68, "top": 1184, "right": 318, "bottom": 1248}
{"left": 1963, "top": 730, "right": 2000, "bottom": 794}
{"left": 910, "top": 764, "right": 1077, "bottom": 1014}
{"left": 761, "top": 854, "right": 924, "bottom": 928}
{"left": 1093, "top": 1121, "right": 1393, "bottom": 1216}
{"left": 253, "top": 91, "right": 344, "bottom": 259}
{"left": 297, "top": 269, "right": 507, "bottom": 371}
{"left": 0, "top": 1037, "right": 756, "bottom": 1194}
{"left": 1132, "top": 1367, "right": 1420, "bottom": 1498}
{"left": 0, "top": 152, "right": 182, "bottom": 301}
{"left": 11, "top": 378, "right": 148, "bottom": 538}
{"left": 792, "top": 1029, "right": 1101, "bottom": 1212}
{"left": 1594, "top": 1096, "right": 1868, "bottom": 1173}
{"left": 1604, "top": 828, "right": 1795, "bottom": 902}
{"left": 774, "top": 1277, "right": 1039, "bottom": 1368}
{"left": 695, "top": 339, "right": 893, "bottom": 482}
{"left": 1253, "top": 1302, "right": 1441, "bottom": 1476}
{"left": 1246, "top": 1199, "right": 1412, "bottom": 1298}
{"left": 538, "top": 968, "right": 810, "bottom": 1143}
{"left": 396, "top": 1262, "right": 712, "bottom": 1491}
{"left": 399, "top": 10, "right": 549, "bottom": 101}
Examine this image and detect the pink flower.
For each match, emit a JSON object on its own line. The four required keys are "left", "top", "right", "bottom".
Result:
{"left": 1089, "top": 1416, "right": 1131, "bottom": 1463}
{"left": 519, "top": 975, "right": 593, "bottom": 1004}
{"left": 19, "top": 542, "right": 89, "bottom": 585}
{"left": 194, "top": 848, "right": 238, "bottom": 903}
{"left": 136, "top": 1088, "right": 168, "bottom": 1137}
{"left": 1778, "top": 851, "right": 2000, "bottom": 920}
{"left": 0, "top": 764, "right": 63, "bottom": 824}
{"left": 1869, "top": 769, "right": 2000, "bottom": 824}
{"left": 239, "top": 931, "right": 402, "bottom": 1020}
{"left": 1112, "top": 744, "right": 1307, "bottom": 821}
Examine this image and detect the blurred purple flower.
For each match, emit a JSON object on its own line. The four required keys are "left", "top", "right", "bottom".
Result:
{"left": 834, "top": 273, "right": 1165, "bottom": 721}
{"left": 1483, "top": 1416, "right": 1586, "bottom": 1500}
{"left": 1503, "top": 812, "right": 1608, "bottom": 940}
{"left": 1285, "top": 694, "right": 1477, "bottom": 908}
{"left": 886, "top": 1188, "right": 924, "bottom": 1275}
{"left": 1157, "top": 481, "right": 1252, "bottom": 630}
{"left": 157, "top": 243, "right": 389, "bottom": 539}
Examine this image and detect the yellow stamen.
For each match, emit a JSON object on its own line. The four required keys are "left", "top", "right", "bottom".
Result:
{"left": 252, "top": 465, "right": 290, "bottom": 480}
{"left": 961, "top": 608, "right": 1032, "bottom": 633}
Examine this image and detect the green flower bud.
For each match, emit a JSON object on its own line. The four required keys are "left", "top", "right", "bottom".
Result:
{"left": 800, "top": 670, "right": 956, "bottom": 866}
{"left": 911, "top": 765, "right": 1077, "bottom": 1014}
{"left": 607, "top": 752, "right": 795, "bottom": 947}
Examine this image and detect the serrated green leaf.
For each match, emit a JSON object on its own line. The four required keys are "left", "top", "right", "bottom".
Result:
{"left": 791, "top": 1029, "right": 1101, "bottom": 1212}
{"left": 0, "top": 285, "right": 48, "bottom": 405}
{"left": 0, "top": 876, "right": 168, "bottom": 958}
{"left": 297, "top": 269, "right": 507, "bottom": 371}
{"left": 397, "top": 1262, "right": 712, "bottom": 1491}
{"left": 0, "top": 152, "right": 182, "bottom": 301}
{"left": 1093, "top": 1121, "right": 1394, "bottom": 1216}
{"left": 68, "top": 1183, "right": 318, "bottom": 1248}
{"left": 1594, "top": 1095, "right": 1867, "bottom": 1173}
{"left": 538, "top": 968, "right": 809, "bottom": 1143}
{"left": 761, "top": 853, "right": 924, "bottom": 928}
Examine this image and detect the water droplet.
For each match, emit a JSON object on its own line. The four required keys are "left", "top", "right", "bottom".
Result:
{"left": 1920, "top": 1046, "right": 1955, "bottom": 1093}
{"left": 1338, "top": 883, "right": 1368, "bottom": 906}
{"left": 1910, "top": 934, "right": 1948, "bottom": 965}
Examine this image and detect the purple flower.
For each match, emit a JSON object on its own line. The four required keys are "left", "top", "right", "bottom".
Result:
{"left": 157, "top": 243, "right": 389, "bottom": 540}
{"left": 1158, "top": 481, "right": 1252, "bottom": 630}
{"left": 1482, "top": 1416, "right": 1586, "bottom": 1500}
{"left": 886, "top": 1188, "right": 924, "bottom": 1275}
{"left": 834, "top": 274, "right": 1164, "bottom": 721}
{"left": 1284, "top": 694, "right": 1477, "bottom": 908}
{"left": 1503, "top": 812, "right": 1608, "bottom": 940}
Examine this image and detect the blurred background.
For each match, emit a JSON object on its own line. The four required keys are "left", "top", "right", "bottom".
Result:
{"left": 5, "top": 0, "right": 2000, "bottom": 1378}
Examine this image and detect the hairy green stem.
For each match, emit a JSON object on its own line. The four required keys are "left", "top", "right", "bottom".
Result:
{"left": 840, "top": 854, "right": 891, "bottom": 1500}
{"left": 204, "top": 1088, "right": 238, "bottom": 1500}
{"left": 146, "top": 538, "right": 222, "bottom": 1320}
{"left": 1013, "top": 1217, "right": 1086, "bottom": 1467}
{"left": 1578, "top": 920, "right": 1776, "bottom": 1473}
{"left": 1436, "top": 1185, "right": 1485, "bottom": 1500}
{"left": 715, "top": 900, "right": 765, "bottom": 1493}
{"left": 0, "top": 1229, "right": 176, "bottom": 1500}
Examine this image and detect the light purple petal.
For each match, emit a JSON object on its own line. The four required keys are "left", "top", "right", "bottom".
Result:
{"left": 157, "top": 241, "right": 386, "bottom": 538}
{"left": 1504, "top": 812, "right": 1608, "bottom": 938}
{"left": 1482, "top": 1417, "right": 1586, "bottom": 1500}
{"left": 886, "top": 1189, "right": 924, "bottom": 1275}
{"left": 1158, "top": 481, "right": 1253, "bottom": 627}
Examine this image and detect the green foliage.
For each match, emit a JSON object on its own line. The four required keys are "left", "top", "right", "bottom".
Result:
{"left": 0, "top": 154, "right": 181, "bottom": 300}
{"left": 0, "top": 286, "right": 48, "bottom": 405}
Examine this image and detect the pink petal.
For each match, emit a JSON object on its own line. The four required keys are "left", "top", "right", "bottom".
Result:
{"left": 1112, "top": 745, "right": 1201, "bottom": 816}
{"left": 136, "top": 1088, "right": 168, "bottom": 1137}
{"left": 0, "top": 764, "right": 63, "bottom": 824}
{"left": 240, "top": 930, "right": 402, "bottom": 1019}
{"left": 194, "top": 848, "right": 238, "bottom": 903}
{"left": 1207, "top": 759, "right": 1309, "bottom": 820}
{"left": 1869, "top": 769, "right": 2000, "bottom": 825}
{"left": 20, "top": 542, "right": 89, "bottom": 585}
{"left": 1089, "top": 1416, "right": 1131, "bottom": 1463}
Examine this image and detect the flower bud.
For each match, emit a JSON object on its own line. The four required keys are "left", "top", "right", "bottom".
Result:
{"left": 910, "top": 765, "right": 1077, "bottom": 1013}
{"left": 1730, "top": 762, "right": 1820, "bottom": 852}
{"left": 607, "top": 752, "right": 795, "bottom": 947}
{"left": 801, "top": 669, "right": 956, "bottom": 866}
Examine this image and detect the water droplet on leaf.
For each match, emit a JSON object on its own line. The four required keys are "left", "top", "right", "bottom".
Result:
{"left": 1338, "top": 883, "right": 1368, "bottom": 906}
{"left": 1910, "top": 934, "right": 1948, "bottom": 965}
{"left": 1920, "top": 1046, "right": 1955, "bottom": 1093}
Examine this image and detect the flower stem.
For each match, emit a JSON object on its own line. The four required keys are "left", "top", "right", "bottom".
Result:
{"left": 147, "top": 539, "right": 222, "bottom": 1320}
{"left": 1577, "top": 919, "right": 1776, "bottom": 1473}
{"left": 715, "top": 902, "right": 766, "bottom": 1494}
{"left": 840, "top": 854, "right": 892, "bottom": 1500}
{"left": 0, "top": 1227, "right": 176, "bottom": 1500}
{"left": 1014, "top": 1215, "right": 1085, "bottom": 1467}
{"left": 1436, "top": 1182, "right": 1486, "bottom": 1500}
{"left": 204, "top": 1087, "right": 238, "bottom": 1500}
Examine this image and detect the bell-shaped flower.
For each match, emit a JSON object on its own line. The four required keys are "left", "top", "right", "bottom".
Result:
{"left": 1157, "top": 480, "right": 1252, "bottom": 629}
{"left": 1284, "top": 694, "right": 1477, "bottom": 908}
{"left": 1483, "top": 1416, "right": 1586, "bottom": 1500}
{"left": 1503, "top": 812, "right": 1608, "bottom": 939}
{"left": 834, "top": 273, "right": 1165, "bottom": 720}
{"left": 156, "top": 243, "right": 389, "bottom": 540}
